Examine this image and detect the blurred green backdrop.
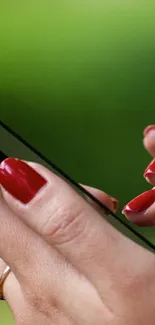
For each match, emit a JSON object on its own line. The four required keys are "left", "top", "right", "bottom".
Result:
{"left": 1, "top": 1, "right": 155, "bottom": 323}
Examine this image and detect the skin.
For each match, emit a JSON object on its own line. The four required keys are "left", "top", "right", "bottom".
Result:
{"left": 0, "top": 128, "right": 155, "bottom": 325}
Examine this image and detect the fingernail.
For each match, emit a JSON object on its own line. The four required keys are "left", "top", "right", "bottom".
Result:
{"left": 122, "top": 189, "right": 155, "bottom": 215}
{"left": 144, "top": 159, "right": 155, "bottom": 182}
{"left": 144, "top": 125, "right": 155, "bottom": 137}
{"left": 0, "top": 158, "right": 47, "bottom": 203}
{"left": 110, "top": 196, "right": 119, "bottom": 212}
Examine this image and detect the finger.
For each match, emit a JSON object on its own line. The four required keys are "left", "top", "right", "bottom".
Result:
{"left": 0, "top": 189, "right": 52, "bottom": 280}
{"left": 0, "top": 191, "right": 109, "bottom": 324}
{"left": 0, "top": 157, "right": 152, "bottom": 301}
{"left": 143, "top": 125, "right": 155, "bottom": 157}
{"left": 1, "top": 260, "right": 22, "bottom": 316}
{"left": 143, "top": 158, "right": 155, "bottom": 186}
{"left": 2, "top": 260, "right": 100, "bottom": 325}
{"left": 81, "top": 185, "right": 119, "bottom": 213}
{"left": 0, "top": 258, "right": 15, "bottom": 303}
{"left": 122, "top": 188, "right": 155, "bottom": 226}
{"left": 0, "top": 169, "right": 75, "bottom": 293}
{"left": 0, "top": 257, "right": 29, "bottom": 323}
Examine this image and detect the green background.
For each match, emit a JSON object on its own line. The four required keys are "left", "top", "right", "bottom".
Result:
{"left": 0, "top": 1, "right": 155, "bottom": 323}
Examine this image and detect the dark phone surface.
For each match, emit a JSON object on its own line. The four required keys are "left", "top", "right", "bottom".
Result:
{"left": 0, "top": 151, "right": 7, "bottom": 161}
{"left": 0, "top": 121, "right": 155, "bottom": 253}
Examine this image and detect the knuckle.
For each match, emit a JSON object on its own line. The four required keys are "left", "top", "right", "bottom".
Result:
{"left": 21, "top": 269, "right": 52, "bottom": 315}
{"left": 24, "top": 282, "right": 56, "bottom": 316}
{"left": 42, "top": 201, "right": 87, "bottom": 245}
{"left": 28, "top": 292, "right": 48, "bottom": 312}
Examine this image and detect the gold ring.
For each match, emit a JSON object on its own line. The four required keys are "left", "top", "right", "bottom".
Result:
{"left": 0, "top": 266, "right": 11, "bottom": 300}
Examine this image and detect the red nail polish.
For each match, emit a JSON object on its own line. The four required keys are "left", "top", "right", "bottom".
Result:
{"left": 122, "top": 189, "right": 155, "bottom": 214}
{"left": 0, "top": 158, "right": 47, "bottom": 203}
{"left": 144, "top": 125, "right": 155, "bottom": 137}
{"left": 144, "top": 159, "right": 155, "bottom": 179}
{"left": 110, "top": 197, "right": 119, "bottom": 212}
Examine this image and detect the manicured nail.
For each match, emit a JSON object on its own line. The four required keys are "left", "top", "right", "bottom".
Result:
{"left": 110, "top": 196, "right": 119, "bottom": 212}
{"left": 144, "top": 125, "right": 155, "bottom": 137}
{"left": 0, "top": 158, "right": 47, "bottom": 203}
{"left": 122, "top": 189, "right": 155, "bottom": 215}
{"left": 144, "top": 159, "right": 155, "bottom": 183}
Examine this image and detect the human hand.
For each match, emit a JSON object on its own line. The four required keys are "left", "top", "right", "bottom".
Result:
{"left": 0, "top": 131, "right": 155, "bottom": 324}
{"left": 123, "top": 124, "right": 155, "bottom": 226}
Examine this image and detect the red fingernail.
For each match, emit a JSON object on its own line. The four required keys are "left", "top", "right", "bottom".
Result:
{"left": 122, "top": 189, "right": 155, "bottom": 214}
{"left": 144, "top": 159, "right": 155, "bottom": 180}
{"left": 110, "top": 196, "right": 119, "bottom": 212}
{"left": 0, "top": 158, "right": 47, "bottom": 203}
{"left": 144, "top": 125, "right": 155, "bottom": 137}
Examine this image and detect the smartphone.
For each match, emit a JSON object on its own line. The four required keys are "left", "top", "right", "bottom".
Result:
{"left": 0, "top": 120, "right": 155, "bottom": 253}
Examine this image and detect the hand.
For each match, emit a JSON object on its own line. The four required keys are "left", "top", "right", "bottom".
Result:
{"left": 0, "top": 127, "right": 155, "bottom": 325}
{"left": 123, "top": 124, "right": 155, "bottom": 226}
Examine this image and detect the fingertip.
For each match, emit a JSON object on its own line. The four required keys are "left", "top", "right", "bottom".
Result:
{"left": 143, "top": 172, "right": 155, "bottom": 185}
{"left": 143, "top": 125, "right": 155, "bottom": 137}
{"left": 122, "top": 189, "right": 155, "bottom": 226}
{"left": 143, "top": 127, "right": 155, "bottom": 157}
{"left": 109, "top": 196, "right": 119, "bottom": 212}
{"left": 143, "top": 159, "right": 155, "bottom": 185}
{"left": 82, "top": 185, "right": 119, "bottom": 214}
{"left": 122, "top": 210, "right": 155, "bottom": 227}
